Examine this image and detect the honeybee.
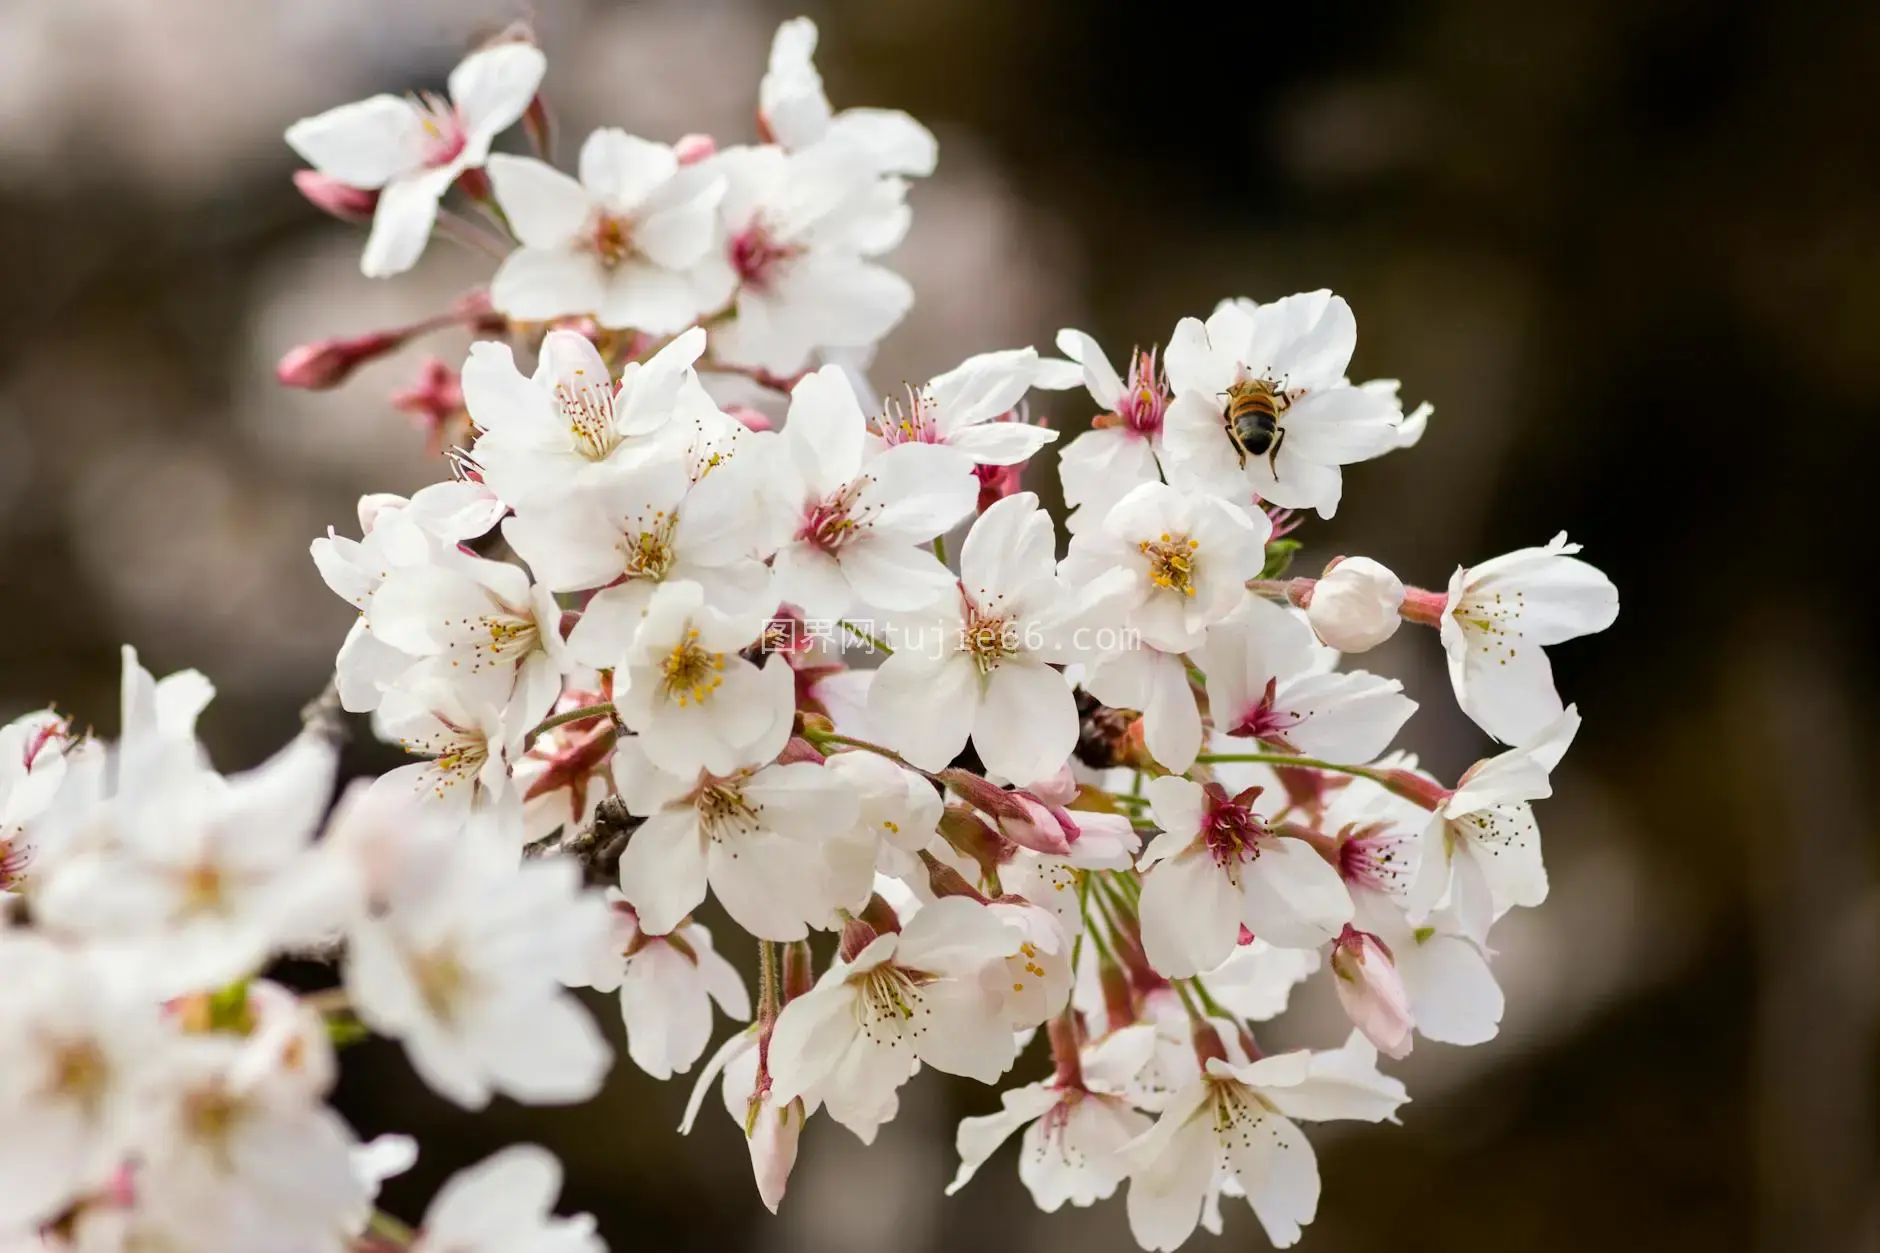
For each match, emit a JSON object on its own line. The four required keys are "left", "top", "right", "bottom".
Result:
{"left": 1221, "top": 379, "right": 1287, "bottom": 475}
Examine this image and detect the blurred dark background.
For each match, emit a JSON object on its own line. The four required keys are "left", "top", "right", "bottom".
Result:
{"left": 1, "top": 0, "right": 1875, "bottom": 1250}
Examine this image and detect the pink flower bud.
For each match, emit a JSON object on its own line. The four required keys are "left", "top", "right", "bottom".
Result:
{"left": 1001, "top": 795, "right": 1074, "bottom": 856}
{"left": 974, "top": 460, "right": 1026, "bottom": 513}
{"left": 292, "top": 170, "right": 379, "bottom": 223}
{"left": 1306, "top": 556, "right": 1404, "bottom": 652}
{"left": 1029, "top": 763, "right": 1079, "bottom": 807}
{"left": 276, "top": 330, "right": 404, "bottom": 390}
{"left": 523, "top": 93, "right": 555, "bottom": 159}
{"left": 749, "top": 1097, "right": 804, "bottom": 1213}
{"left": 675, "top": 133, "right": 718, "bottom": 164}
{"left": 1330, "top": 926, "right": 1414, "bottom": 1059}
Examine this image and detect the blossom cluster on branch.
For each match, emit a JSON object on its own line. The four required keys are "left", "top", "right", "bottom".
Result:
{"left": 0, "top": 17, "right": 1619, "bottom": 1253}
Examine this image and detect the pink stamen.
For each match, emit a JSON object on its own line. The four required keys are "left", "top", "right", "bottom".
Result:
{"left": 1201, "top": 783, "right": 1268, "bottom": 867}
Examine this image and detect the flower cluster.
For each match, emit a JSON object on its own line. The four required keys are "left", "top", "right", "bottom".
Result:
{"left": 0, "top": 17, "right": 1620, "bottom": 1253}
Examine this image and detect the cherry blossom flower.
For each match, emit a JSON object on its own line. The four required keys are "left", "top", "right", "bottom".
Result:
{"left": 947, "top": 1026, "right": 1157, "bottom": 1211}
{"left": 612, "top": 694, "right": 868, "bottom": 941}
{"left": 610, "top": 581, "right": 792, "bottom": 779}
{"left": 1059, "top": 482, "right": 1267, "bottom": 775}
{"left": 1412, "top": 705, "right": 1581, "bottom": 927}
{"left": 1137, "top": 777, "right": 1352, "bottom": 977}
{"left": 1160, "top": 291, "right": 1402, "bottom": 518}
{"left": 372, "top": 675, "right": 526, "bottom": 846}
{"left": 0, "top": 934, "right": 166, "bottom": 1229}
{"left": 31, "top": 731, "right": 341, "bottom": 993}
{"left": 759, "top": 17, "right": 938, "bottom": 181}
{"left": 875, "top": 348, "right": 1064, "bottom": 467}
{"left": 1061, "top": 482, "right": 1269, "bottom": 655}
{"left": 579, "top": 896, "right": 751, "bottom": 1081}
{"left": 1304, "top": 556, "right": 1404, "bottom": 652}
{"left": 767, "top": 897, "right": 1022, "bottom": 1135}
{"left": 1121, "top": 1035, "right": 1407, "bottom": 1250}
{"left": 1053, "top": 331, "right": 1171, "bottom": 533}
{"left": 462, "top": 327, "right": 719, "bottom": 506}
{"left": 866, "top": 493, "right": 1089, "bottom": 784}
{"left": 770, "top": 365, "right": 976, "bottom": 619}
{"left": 1440, "top": 533, "right": 1619, "bottom": 744}
{"left": 342, "top": 810, "right": 613, "bottom": 1110}
{"left": 412, "top": 1146, "right": 604, "bottom": 1253}
{"left": 697, "top": 142, "right": 916, "bottom": 375}
{"left": 132, "top": 1022, "right": 368, "bottom": 1253}
{"left": 1198, "top": 595, "right": 1415, "bottom": 764}
{"left": 487, "top": 130, "right": 727, "bottom": 332}
{"left": 287, "top": 43, "right": 546, "bottom": 277}
{"left": 502, "top": 450, "right": 775, "bottom": 669}
{"left": 369, "top": 550, "right": 570, "bottom": 730}
{"left": 313, "top": 481, "right": 507, "bottom": 713}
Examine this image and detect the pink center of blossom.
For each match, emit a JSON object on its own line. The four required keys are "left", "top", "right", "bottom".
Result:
{"left": 1201, "top": 785, "right": 1268, "bottom": 867}
{"left": 798, "top": 478, "right": 877, "bottom": 555}
{"left": 731, "top": 222, "right": 801, "bottom": 292}
{"left": 959, "top": 585, "right": 1018, "bottom": 674}
{"left": 879, "top": 386, "right": 941, "bottom": 446}
{"left": 1226, "top": 677, "right": 1299, "bottom": 746}
{"left": 413, "top": 92, "right": 468, "bottom": 168}
{"left": 20, "top": 719, "right": 66, "bottom": 770}
{"left": 1117, "top": 348, "right": 1169, "bottom": 437}
{"left": 585, "top": 213, "right": 635, "bottom": 269}
{"left": 1338, "top": 825, "right": 1411, "bottom": 893}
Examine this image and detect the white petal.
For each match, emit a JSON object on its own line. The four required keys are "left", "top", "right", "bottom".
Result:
{"left": 840, "top": 536, "right": 957, "bottom": 613}
{"left": 1239, "top": 838, "right": 1352, "bottom": 948}
{"left": 285, "top": 96, "right": 424, "bottom": 188}
{"left": 1055, "top": 328, "right": 1124, "bottom": 409}
{"left": 868, "top": 651, "right": 980, "bottom": 771}
{"left": 1139, "top": 850, "right": 1242, "bottom": 978}
{"left": 361, "top": 171, "right": 447, "bottom": 278}
{"left": 1447, "top": 622, "right": 1564, "bottom": 745}
{"left": 449, "top": 43, "right": 546, "bottom": 143}
{"left": 487, "top": 154, "right": 591, "bottom": 248}
{"left": 945, "top": 420, "right": 1059, "bottom": 466}
{"left": 491, "top": 247, "right": 606, "bottom": 321}
{"left": 946, "top": 1084, "right": 1057, "bottom": 1195}
{"left": 580, "top": 129, "right": 679, "bottom": 207}
{"left": 974, "top": 659, "right": 1077, "bottom": 787}
{"left": 1402, "top": 934, "right": 1504, "bottom": 1045}
{"left": 1230, "top": 1110, "right": 1320, "bottom": 1249}
{"left": 615, "top": 810, "right": 710, "bottom": 936}
{"left": 929, "top": 348, "right": 1040, "bottom": 429}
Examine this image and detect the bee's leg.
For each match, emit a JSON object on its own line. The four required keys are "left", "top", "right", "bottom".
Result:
{"left": 1267, "top": 427, "right": 1285, "bottom": 480}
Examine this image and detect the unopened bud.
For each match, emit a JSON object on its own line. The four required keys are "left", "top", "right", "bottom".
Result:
{"left": 748, "top": 1096, "right": 804, "bottom": 1214}
{"left": 523, "top": 94, "right": 555, "bottom": 159}
{"left": 293, "top": 170, "right": 379, "bottom": 223}
{"left": 937, "top": 802, "right": 1015, "bottom": 877}
{"left": 1306, "top": 556, "right": 1404, "bottom": 652}
{"left": 917, "top": 849, "right": 989, "bottom": 902}
{"left": 277, "top": 331, "right": 406, "bottom": 390}
{"left": 675, "top": 133, "right": 718, "bottom": 164}
{"left": 1001, "top": 794, "right": 1075, "bottom": 856}
{"left": 937, "top": 768, "right": 1030, "bottom": 824}
{"left": 1330, "top": 926, "right": 1414, "bottom": 1060}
